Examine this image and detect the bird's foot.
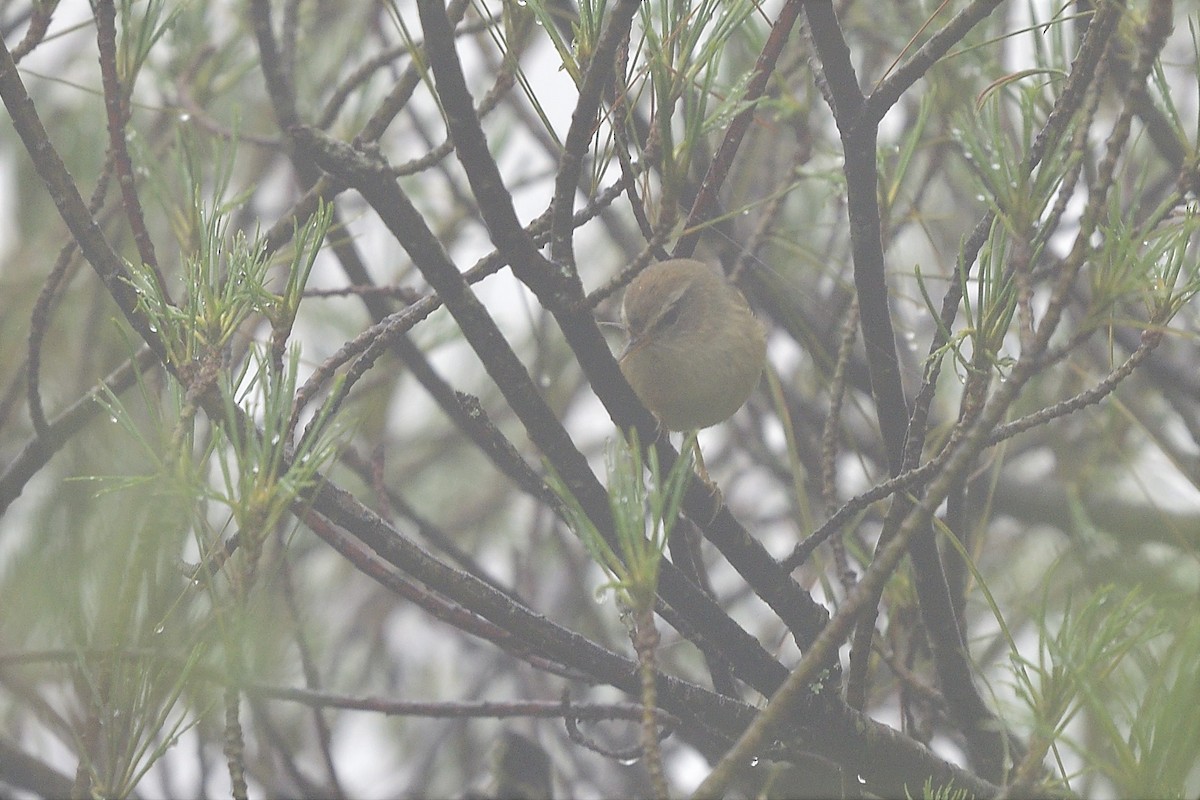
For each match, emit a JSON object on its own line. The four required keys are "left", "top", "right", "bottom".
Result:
{"left": 700, "top": 477, "right": 724, "bottom": 526}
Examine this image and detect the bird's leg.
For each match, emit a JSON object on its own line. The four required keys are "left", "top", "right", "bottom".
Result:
{"left": 691, "top": 436, "right": 724, "bottom": 525}
{"left": 693, "top": 436, "right": 712, "bottom": 485}
{"left": 650, "top": 419, "right": 668, "bottom": 446}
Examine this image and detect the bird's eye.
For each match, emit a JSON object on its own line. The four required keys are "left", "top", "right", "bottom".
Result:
{"left": 656, "top": 301, "right": 682, "bottom": 330}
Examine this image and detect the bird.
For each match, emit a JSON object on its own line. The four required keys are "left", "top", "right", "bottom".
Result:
{"left": 618, "top": 258, "right": 766, "bottom": 486}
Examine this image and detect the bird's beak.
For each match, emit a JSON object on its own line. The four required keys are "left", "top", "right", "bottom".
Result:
{"left": 618, "top": 331, "right": 644, "bottom": 362}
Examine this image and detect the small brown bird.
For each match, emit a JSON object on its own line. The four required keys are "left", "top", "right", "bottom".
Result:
{"left": 619, "top": 258, "right": 766, "bottom": 432}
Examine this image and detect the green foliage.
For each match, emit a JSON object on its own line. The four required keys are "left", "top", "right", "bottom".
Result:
{"left": 909, "top": 776, "right": 973, "bottom": 800}
{"left": 549, "top": 430, "right": 693, "bottom": 613}
{"left": 999, "top": 580, "right": 1200, "bottom": 797}
{"left": 213, "top": 345, "right": 340, "bottom": 554}
{"left": 115, "top": 0, "right": 182, "bottom": 85}
{"left": 954, "top": 90, "right": 1076, "bottom": 239}
{"left": 123, "top": 122, "right": 334, "bottom": 375}
{"left": 55, "top": 170, "right": 340, "bottom": 795}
